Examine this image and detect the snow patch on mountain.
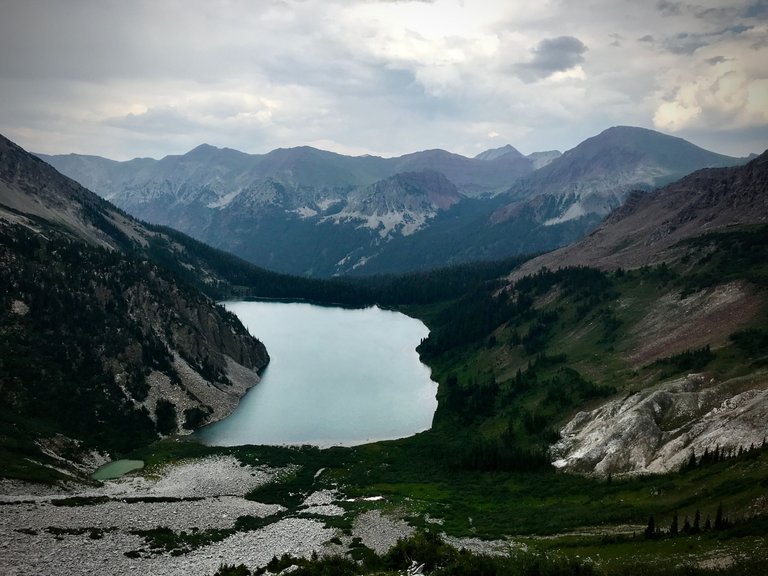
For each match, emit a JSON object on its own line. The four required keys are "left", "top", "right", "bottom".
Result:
{"left": 543, "top": 201, "right": 587, "bottom": 226}
{"left": 207, "top": 189, "right": 244, "bottom": 209}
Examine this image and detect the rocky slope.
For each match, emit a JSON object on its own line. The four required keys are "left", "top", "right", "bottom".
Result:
{"left": 509, "top": 151, "right": 768, "bottom": 476}
{"left": 551, "top": 372, "right": 768, "bottom": 476}
{"left": 0, "top": 134, "right": 269, "bottom": 474}
{"left": 329, "top": 170, "right": 462, "bottom": 240}
{"left": 512, "top": 148, "right": 768, "bottom": 279}
{"left": 0, "top": 455, "right": 424, "bottom": 576}
{"left": 494, "top": 126, "right": 744, "bottom": 227}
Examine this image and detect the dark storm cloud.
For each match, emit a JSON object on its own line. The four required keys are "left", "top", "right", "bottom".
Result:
{"left": 744, "top": 0, "right": 768, "bottom": 18}
{"left": 640, "top": 24, "right": 752, "bottom": 55}
{"left": 705, "top": 55, "right": 729, "bottom": 65}
{"left": 656, "top": 0, "right": 767, "bottom": 22}
{"left": 515, "top": 36, "right": 588, "bottom": 82}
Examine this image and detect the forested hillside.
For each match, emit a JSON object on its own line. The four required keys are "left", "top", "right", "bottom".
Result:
{"left": 0, "top": 134, "right": 271, "bottom": 481}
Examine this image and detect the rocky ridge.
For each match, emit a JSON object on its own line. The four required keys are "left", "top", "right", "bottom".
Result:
{"left": 328, "top": 170, "right": 462, "bottom": 239}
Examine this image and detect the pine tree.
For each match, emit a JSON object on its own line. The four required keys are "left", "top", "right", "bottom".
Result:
{"left": 644, "top": 515, "right": 656, "bottom": 539}
{"left": 683, "top": 516, "right": 691, "bottom": 533}
{"left": 670, "top": 511, "right": 679, "bottom": 536}
{"left": 693, "top": 509, "right": 701, "bottom": 533}
{"left": 715, "top": 502, "right": 726, "bottom": 530}
{"left": 685, "top": 449, "right": 697, "bottom": 471}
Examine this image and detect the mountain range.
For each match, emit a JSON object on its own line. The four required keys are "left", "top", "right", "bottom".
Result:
{"left": 39, "top": 126, "right": 747, "bottom": 276}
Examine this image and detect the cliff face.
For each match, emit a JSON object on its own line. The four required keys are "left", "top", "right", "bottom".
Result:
{"left": 0, "top": 223, "right": 268, "bottom": 455}
{"left": 551, "top": 373, "right": 768, "bottom": 476}
{"left": 0, "top": 134, "right": 269, "bottom": 468}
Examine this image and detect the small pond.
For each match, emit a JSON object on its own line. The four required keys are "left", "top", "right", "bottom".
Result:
{"left": 91, "top": 459, "right": 144, "bottom": 480}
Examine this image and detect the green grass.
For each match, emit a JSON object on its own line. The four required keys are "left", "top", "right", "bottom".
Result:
{"left": 128, "top": 433, "right": 768, "bottom": 543}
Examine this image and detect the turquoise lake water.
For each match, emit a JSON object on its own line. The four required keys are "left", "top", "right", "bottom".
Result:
{"left": 195, "top": 301, "right": 438, "bottom": 447}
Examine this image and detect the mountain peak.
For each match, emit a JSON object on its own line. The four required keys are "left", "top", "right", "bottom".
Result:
{"left": 187, "top": 143, "right": 220, "bottom": 156}
{"left": 474, "top": 144, "right": 524, "bottom": 161}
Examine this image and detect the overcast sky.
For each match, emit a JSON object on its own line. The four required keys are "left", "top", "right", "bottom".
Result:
{"left": 1, "top": 0, "right": 766, "bottom": 160}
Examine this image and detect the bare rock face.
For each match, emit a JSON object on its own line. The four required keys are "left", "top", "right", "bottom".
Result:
{"left": 329, "top": 170, "right": 462, "bottom": 238}
{"left": 551, "top": 373, "right": 768, "bottom": 476}
{"left": 117, "top": 271, "right": 270, "bottom": 431}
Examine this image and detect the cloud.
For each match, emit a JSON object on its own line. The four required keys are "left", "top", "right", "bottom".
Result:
{"left": 515, "top": 36, "right": 588, "bottom": 82}
{"left": 105, "top": 106, "right": 201, "bottom": 134}
{"left": 636, "top": 22, "right": 753, "bottom": 55}
{"left": 653, "top": 43, "right": 768, "bottom": 134}
{"left": 654, "top": 0, "right": 764, "bottom": 23}
{"left": 0, "top": 0, "right": 765, "bottom": 160}
{"left": 706, "top": 55, "right": 730, "bottom": 65}
{"left": 657, "top": 1, "right": 684, "bottom": 17}
{"left": 744, "top": 0, "right": 768, "bottom": 18}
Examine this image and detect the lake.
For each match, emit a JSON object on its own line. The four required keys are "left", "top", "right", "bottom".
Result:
{"left": 195, "top": 301, "right": 438, "bottom": 447}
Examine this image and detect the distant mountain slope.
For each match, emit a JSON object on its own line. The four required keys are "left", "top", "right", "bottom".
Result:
{"left": 0, "top": 134, "right": 269, "bottom": 476}
{"left": 38, "top": 142, "right": 534, "bottom": 202}
{"left": 37, "top": 127, "right": 745, "bottom": 276}
{"left": 474, "top": 144, "right": 524, "bottom": 161}
{"left": 329, "top": 170, "right": 462, "bottom": 240}
{"left": 38, "top": 142, "right": 538, "bottom": 275}
{"left": 512, "top": 149, "right": 768, "bottom": 278}
{"left": 495, "top": 126, "right": 744, "bottom": 227}
{"left": 527, "top": 150, "right": 562, "bottom": 170}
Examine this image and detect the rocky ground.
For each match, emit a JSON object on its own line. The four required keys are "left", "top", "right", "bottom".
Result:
{"left": 551, "top": 372, "right": 768, "bottom": 476}
{"left": 0, "top": 455, "right": 497, "bottom": 575}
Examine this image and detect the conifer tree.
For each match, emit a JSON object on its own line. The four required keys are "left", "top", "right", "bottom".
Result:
{"left": 644, "top": 516, "right": 656, "bottom": 539}
{"left": 714, "top": 502, "right": 727, "bottom": 530}
{"left": 685, "top": 449, "right": 697, "bottom": 471}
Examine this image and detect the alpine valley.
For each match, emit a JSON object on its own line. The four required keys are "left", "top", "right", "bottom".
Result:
{"left": 3, "top": 130, "right": 768, "bottom": 576}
